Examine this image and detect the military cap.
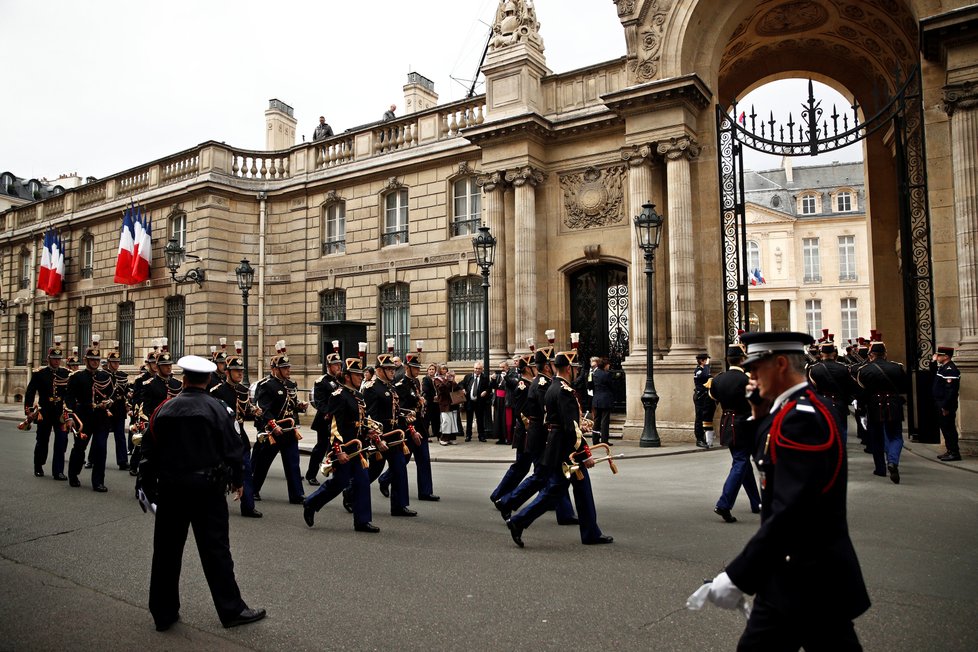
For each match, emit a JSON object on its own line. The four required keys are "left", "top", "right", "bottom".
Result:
{"left": 819, "top": 341, "right": 837, "bottom": 354}
{"left": 937, "top": 346, "right": 954, "bottom": 358}
{"left": 325, "top": 352, "right": 343, "bottom": 366}
{"left": 553, "top": 350, "right": 579, "bottom": 368}
{"left": 145, "top": 349, "right": 158, "bottom": 364}
{"left": 47, "top": 346, "right": 64, "bottom": 360}
{"left": 740, "top": 331, "right": 815, "bottom": 367}
{"left": 106, "top": 350, "right": 121, "bottom": 362}
{"left": 273, "top": 354, "right": 292, "bottom": 369}
{"left": 696, "top": 352, "right": 710, "bottom": 361}
{"left": 344, "top": 357, "right": 365, "bottom": 375}
{"left": 725, "top": 344, "right": 746, "bottom": 359}
{"left": 178, "top": 355, "right": 217, "bottom": 374}
{"left": 85, "top": 346, "right": 101, "bottom": 361}
{"left": 226, "top": 355, "right": 245, "bottom": 370}
{"left": 157, "top": 352, "right": 174, "bottom": 365}
{"left": 376, "top": 353, "right": 396, "bottom": 369}
{"left": 869, "top": 341, "right": 886, "bottom": 354}
{"left": 405, "top": 352, "right": 423, "bottom": 368}
{"left": 534, "top": 346, "right": 554, "bottom": 368}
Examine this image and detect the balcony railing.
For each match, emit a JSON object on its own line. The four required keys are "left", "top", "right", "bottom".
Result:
{"left": 321, "top": 239, "right": 346, "bottom": 255}
{"left": 839, "top": 273, "right": 858, "bottom": 282}
{"left": 803, "top": 274, "right": 822, "bottom": 284}
{"left": 81, "top": 266, "right": 93, "bottom": 279}
{"left": 451, "top": 218, "right": 480, "bottom": 237}
{"left": 382, "top": 229, "right": 409, "bottom": 247}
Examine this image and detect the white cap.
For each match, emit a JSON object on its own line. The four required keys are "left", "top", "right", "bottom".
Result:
{"left": 178, "top": 355, "right": 217, "bottom": 374}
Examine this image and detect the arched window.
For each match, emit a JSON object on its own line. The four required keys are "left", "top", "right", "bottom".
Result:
{"left": 383, "top": 189, "right": 409, "bottom": 246}
{"left": 80, "top": 234, "right": 95, "bottom": 279}
{"left": 117, "top": 301, "right": 135, "bottom": 364}
{"left": 169, "top": 212, "right": 187, "bottom": 248}
{"left": 449, "top": 276, "right": 484, "bottom": 361}
{"left": 451, "top": 177, "right": 480, "bottom": 237}
{"left": 165, "top": 295, "right": 185, "bottom": 358}
{"left": 379, "top": 283, "right": 410, "bottom": 355}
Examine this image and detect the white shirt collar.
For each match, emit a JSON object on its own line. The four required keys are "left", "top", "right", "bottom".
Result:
{"left": 770, "top": 381, "right": 810, "bottom": 414}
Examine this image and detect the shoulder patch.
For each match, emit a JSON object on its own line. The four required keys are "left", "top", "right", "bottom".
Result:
{"left": 362, "top": 379, "right": 375, "bottom": 389}
{"left": 795, "top": 404, "right": 815, "bottom": 413}
{"left": 517, "top": 381, "right": 526, "bottom": 390}
{"left": 539, "top": 377, "right": 548, "bottom": 386}
{"left": 331, "top": 387, "right": 342, "bottom": 396}
{"left": 561, "top": 384, "right": 574, "bottom": 393}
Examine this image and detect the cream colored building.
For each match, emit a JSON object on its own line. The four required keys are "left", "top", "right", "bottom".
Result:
{"left": 2, "top": 1, "right": 978, "bottom": 448}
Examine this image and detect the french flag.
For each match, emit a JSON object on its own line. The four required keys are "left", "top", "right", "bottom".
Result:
{"left": 750, "top": 267, "right": 765, "bottom": 286}
{"left": 48, "top": 233, "right": 65, "bottom": 296}
{"left": 130, "top": 208, "right": 152, "bottom": 284}
{"left": 37, "top": 230, "right": 52, "bottom": 293}
{"left": 113, "top": 205, "right": 136, "bottom": 284}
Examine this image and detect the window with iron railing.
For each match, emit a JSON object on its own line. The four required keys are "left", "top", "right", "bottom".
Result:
{"left": 379, "top": 283, "right": 410, "bottom": 355}
{"left": 165, "top": 296, "right": 185, "bottom": 358}
{"left": 451, "top": 178, "right": 481, "bottom": 237}
{"left": 118, "top": 301, "right": 135, "bottom": 364}
{"left": 322, "top": 203, "right": 346, "bottom": 255}
{"left": 15, "top": 314, "right": 28, "bottom": 366}
{"left": 449, "top": 276, "right": 484, "bottom": 360}
{"left": 20, "top": 252, "right": 30, "bottom": 289}
{"left": 318, "top": 290, "right": 347, "bottom": 364}
{"left": 77, "top": 307, "right": 92, "bottom": 353}
{"left": 81, "top": 235, "right": 94, "bottom": 279}
{"left": 383, "top": 189, "right": 409, "bottom": 246}
{"left": 40, "top": 311, "right": 54, "bottom": 360}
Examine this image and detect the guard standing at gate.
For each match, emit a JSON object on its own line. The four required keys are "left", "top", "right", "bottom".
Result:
{"left": 24, "top": 342, "right": 70, "bottom": 480}
{"left": 363, "top": 353, "right": 415, "bottom": 516}
{"left": 693, "top": 353, "right": 717, "bottom": 448}
{"left": 302, "top": 356, "right": 379, "bottom": 532}
{"left": 306, "top": 341, "right": 343, "bottom": 485}
{"left": 65, "top": 338, "right": 114, "bottom": 491}
{"left": 142, "top": 355, "right": 266, "bottom": 632}
{"left": 931, "top": 346, "right": 962, "bottom": 461}
{"left": 856, "top": 338, "right": 909, "bottom": 483}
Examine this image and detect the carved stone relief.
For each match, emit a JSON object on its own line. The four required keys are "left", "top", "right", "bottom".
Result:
{"left": 630, "top": 1, "right": 673, "bottom": 82}
{"left": 488, "top": 0, "right": 544, "bottom": 53}
{"left": 559, "top": 166, "right": 626, "bottom": 230}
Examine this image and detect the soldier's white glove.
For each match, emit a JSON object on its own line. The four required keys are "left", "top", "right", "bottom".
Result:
{"left": 707, "top": 572, "right": 745, "bottom": 610}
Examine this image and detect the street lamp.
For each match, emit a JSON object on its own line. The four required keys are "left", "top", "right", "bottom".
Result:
{"left": 164, "top": 237, "right": 206, "bottom": 287}
{"left": 472, "top": 225, "right": 497, "bottom": 380}
{"left": 634, "top": 202, "right": 665, "bottom": 447}
{"left": 235, "top": 258, "right": 255, "bottom": 383}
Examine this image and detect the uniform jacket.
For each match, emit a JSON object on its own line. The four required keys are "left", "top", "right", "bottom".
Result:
{"left": 141, "top": 374, "right": 183, "bottom": 419}
{"left": 24, "top": 365, "right": 70, "bottom": 419}
{"left": 510, "top": 373, "right": 533, "bottom": 450}
{"left": 541, "top": 375, "right": 586, "bottom": 470}
{"left": 857, "top": 358, "right": 909, "bottom": 423}
{"left": 65, "top": 367, "right": 114, "bottom": 432}
{"left": 255, "top": 375, "right": 300, "bottom": 434}
{"left": 930, "top": 360, "right": 960, "bottom": 412}
{"left": 522, "top": 373, "right": 550, "bottom": 457}
{"left": 311, "top": 372, "right": 340, "bottom": 433}
{"left": 808, "top": 359, "right": 858, "bottom": 418}
{"left": 324, "top": 383, "right": 365, "bottom": 444}
{"left": 363, "top": 377, "right": 398, "bottom": 430}
{"left": 708, "top": 366, "right": 755, "bottom": 449}
{"left": 725, "top": 384, "right": 870, "bottom": 620}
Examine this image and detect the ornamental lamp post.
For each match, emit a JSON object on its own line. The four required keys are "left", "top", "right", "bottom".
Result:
{"left": 164, "top": 237, "right": 206, "bottom": 287}
{"left": 472, "top": 225, "right": 497, "bottom": 381}
{"left": 234, "top": 258, "right": 255, "bottom": 383}
{"left": 634, "top": 202, "right": 665, "bottom": 447}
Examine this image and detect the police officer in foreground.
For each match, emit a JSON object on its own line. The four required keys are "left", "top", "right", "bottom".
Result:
{"left": 141, "top": 355, "right": 266, "bottom": 632}
{"left": 506, "top": 349, "right": 612, "bottom": 548}
{"left": 702, "top": 332, "right": 869, "bottom": 650}
{"left": 856, "top": 338, "right": 909, "bottom": 483}
{"left": 24, "top": 342, "right": 70, "bottom": 479}
{"left": 931, "top": 346, "right": 962, "bottom": 461}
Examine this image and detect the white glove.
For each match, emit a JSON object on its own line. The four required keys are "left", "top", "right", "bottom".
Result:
{"left": 707, "top": 571, "right": 745, "bottom": 610}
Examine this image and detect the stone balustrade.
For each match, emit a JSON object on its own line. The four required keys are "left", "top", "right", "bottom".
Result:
{"left": 229, "top": 150, "right": 290, "bottom": 180}
{"left": 161, "top": 152, "right": 200, "bottom": 185}
{"left": 118, "top": 169, "right": 151, "bottom": 196}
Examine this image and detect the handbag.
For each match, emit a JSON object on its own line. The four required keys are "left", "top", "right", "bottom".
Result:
{"left": 449, "top": 389, "right": 466, "bottom": 406}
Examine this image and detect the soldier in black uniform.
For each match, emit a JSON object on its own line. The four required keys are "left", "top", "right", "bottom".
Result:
{"left": 210, "top": 349, "right": 262, "bottom": 517}
{"left": 142, "top": 355, "right": 266, "bottom": 632}
{"left": 807, "top": 339, "right": 859, "bottom": 442}
{"left": 931, "top": 346, "right": 962, "bottom": 461}
{"left": 710, "top": 344, "right": 761, "bottom": 523}
{"left": 856, "top": 339, "right": 909, "bottom": 483}
{"left": 702, "top": 331, "right": 869, "bottom": 650}
{"left": 305, "top": 341, "right": 343, "bottom": 485}
{"left": 363, "top": 353, "right": 415, "bottom": 516}
{"left": 490, "top": 353, "right": 536, "bottom": 503}
{"left": 24, "top": 344, "right": 70, "bottom": 479}
{"left": 106, "top": 345, "right": 131, "bottom": 470}
{"left": 849, "top": 340, "right": 871, "bottom": 452}
{"left": 506, "top": 350, "right": 612, "bottom": 547}
{"left": 128, "top": 346, "right": 159, "bottom": 476}
{"left": 381, "top": 348, "right": 439, "bottom": 501}
{"left": 303, "top": 357, "right": 379, "bottom": 532}
{"left": 693, "top": 352, "right": 716, "bottom": 448}
{"left": 207, "top": 339, "right": 229, "bottom": 389}
{"left": 493, "top": 346, "right": 576, "bottom": 524}
{"left": 133, "top": 350, "right": 183, "bottom": 474}
{"left": 252, "top": 350, "right": 305, "bottom": 504}
{"left": 65, "top": 341, "right": 114, "bottom": 491}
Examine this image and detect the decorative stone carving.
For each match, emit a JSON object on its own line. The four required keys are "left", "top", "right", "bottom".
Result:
{"left": 584, "top": 244, "right": 601, "bottom": 262}
{"left": 505, "top": 165, "right": 546, "bottom": 187}
{"left": 476, "top": 170, "right": 506, "bottom": 193}
{"left": 942, "top": 81, "right": 978, "bottom": 116}
{"left": 489, "top": 0, "right": 544, "bottom": 53}
{"left": 616, "top": 0, "right": 635, "bottom": 17}
{"left": 656, "top": 136, "right": 701, "bottom": 161}
{"left": 756, "top": 2, "right": 828, "bottom": 36}
{"left": 457, "top": 161, "right": 475, "bottom": 177}
{"left": 324, "top": 190, "right": 345, "bottom": 204}
{"left": 383, "top": 176, "right": 404, "bottom": 191}
{"left": 620, "top": 144, "right": 652, "bottom": 167}
{"left": 630, "top": 0, "right": 672, "bottom": 82}
{"left": 559, "top": 166, "right": 626, "bottom": 230}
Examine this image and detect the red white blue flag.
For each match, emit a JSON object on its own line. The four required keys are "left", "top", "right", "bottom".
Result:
{"left": 113, "top": 204, "right": 136, "bottom": 284}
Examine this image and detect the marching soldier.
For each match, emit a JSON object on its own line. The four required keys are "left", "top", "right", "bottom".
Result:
{"left": 132, "top": 345, "right": 183, "bottom": 474}
{"left": 849, "top": 338, "right": 872, "bottom": 452}
{"left": 363, "top": 353, "right": 416, "bottom": 516}
{"left": 305, "top": 341, "right": 343, "bottom": 486}
{"left": 931, "top": 346, "right": 962, "bottom": 461}
{"left": 210, "top": 344, "right": 263, "bottom": 518}
{"left": 24, "top": 340, "right": 70, "bottom": 480}
{"left": 66, "top": 347, "right": 80, "bottom": 372}
{"left": 857, "top": 337, "right": 909, "bottom": 483}
{"left": 506, "top": 349, "right": 612, "bottom": 547}
{"left": 302, "top": 356, "right": 379, "bottom": 532}
{"left": 807, "top": 339, "right": 859, "bottom": 442}
{"left": 252, "top": 344, "right": 306, "bottom": 504}
{"left": 65, "top": 338, "right": 114, "bottom": 491}
{"left": 207, "top": 338, "right": 229, "bottom": 389}
{"left": 381, "top": 345, "right": 439, "bottom": 501}
{"left": 106, "top": 344, "right": 131, "bottom": 470}
{"left": 490, "top": 351, "right": 536, "bottom": 504}
{"left": 710, "top": 344, "right": 761, "bottom": 523}
{"left": 701, "top": 331, "right": 869, "bottom": 649}
{"left": 494, "top": 344, "right": 576, "bottom": 525}
{"left": 128, "top": 344, "right": 159, "bottom": 476}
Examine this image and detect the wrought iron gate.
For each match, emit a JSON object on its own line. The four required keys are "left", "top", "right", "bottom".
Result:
{"left": 569, "top": 264, "right": 629, "bottom": 409}
{"left": 716, "top": 68, "right": 935, "bottom": 438}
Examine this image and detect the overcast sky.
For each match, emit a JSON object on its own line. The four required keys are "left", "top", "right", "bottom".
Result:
{"left": 1, "top": 0, "right": 859, "bottom": 182}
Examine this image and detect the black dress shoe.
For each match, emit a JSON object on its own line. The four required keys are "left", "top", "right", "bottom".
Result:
{"left": 118, "top": 463, "right": 130, "bottom": 471}
{"left": 305, "top": 476, "right": 320, "bottom": 486}
{"left": 289, "top": 497, "right": 306, "bottom": 505}
{"left": 493, "top": 499, "right": 511, "bottom": 522}
{"left": 583, "top": 535, "right": 614, "bottom": 545}
{"left": 93, "top": 485, "right": 108, "bottom": 493}
{"left": 391, "top": 507, "right": 417, "bottom": 517}
{"left": 34, "top": 469, "right": 44, "bottom": 478}
{"left": 303, "top": 506, "right": 315, "bottom": 527}
{"left": 253, "top": 492, "right": 262, "bottom": 501}
{"left": 696, "top": 441, "right": 707, "bottom": 449}
{"left": 938, "top": 452, "right": 962, "bottom": 462}
{"left": 342, "top": 489, "right": 353, "bottom": 513}
{"left": 129, "top": 467, "right": 139, "bottom": 477}
{"left": 223, "top": 607, "right": 266, "bottom": 629}
{"left": 241, "top": 509, "right": 263, "bottom": 518}
{"left": 354, "top": 522, "right": 380, "bottom": 533}
{"left": 465, "top": 437, "right": 472, "bottom": 442}
{"left": 418, "top": 494, "right": 440, "bottom": 501}
{"left": 68, "top": 476, "right": 81, "bottom": 488}
{"left": 53, "top": 473, "right": 67, "bottom": 481}
{"left": 506, "top": 519, "right": 524, "bottom": 548}
{"left": 495, "top": 440, "right": 508, "bottom": 445}
{"left": 379, "top": 480, "right": 391, "bottom": 498}
{"left": 714, "top": 507, "right": 737, "bottom": 523}
{"left": 155, "top": 614, "right": 180, "bottom": 632}
{"left": 751, "top": 505, "right": 761, "bottom": 514}
{"left": 887, "top": 463, "right": 900, "bottom": 485}
{"left": 557, "top": 517, "right": 580, "bottom": 526}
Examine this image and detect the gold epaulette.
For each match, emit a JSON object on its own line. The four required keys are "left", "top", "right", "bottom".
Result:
{"left": 331, "top": 387, "right": 342, "bottom": 396}
{"left": 561, "top": 384, "right": 574, "bottom": 393}
{"left": 362, "top": 379, "right": 375, "bottom": 389}
{"left": 538, "top": 377, "right": 548, "bottom": 386}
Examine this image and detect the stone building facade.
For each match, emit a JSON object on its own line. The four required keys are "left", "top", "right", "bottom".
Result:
{"left": 2, "top": 0, "right": 978, "bottom": 446}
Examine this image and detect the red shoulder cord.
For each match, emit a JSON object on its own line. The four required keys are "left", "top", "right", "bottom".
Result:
{"left": 769, "top": 390, "right": 843, "bottom": 494}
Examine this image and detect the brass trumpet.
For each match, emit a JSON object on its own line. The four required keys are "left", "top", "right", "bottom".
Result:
{"left": 368, "top": 429, "right": 409, "bottom": 459}
{"left": 562, "top": 443, "right": 624, "bottom": 480}
{"left": 398, "top": 408, "right": 417, "bottom": 424}
{"left": 257, "top": 417, "right": 300, "bottom": 445}
{"left": 62, "top": 408, "right": 84, "bottom": 440}
{"left": 18, "top": 405, "right": 42, "bottom": 431}
{"left": 318, "top": 439, "right": 365, "bottom": 477}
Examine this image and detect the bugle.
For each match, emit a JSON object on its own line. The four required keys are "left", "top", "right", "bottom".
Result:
{"left": 62, "top": 408, "right": 85, "bottom": 440}
{"left": 562, "top": 443, "right": 624, "bottom": 480}
{"left": 18, "top": 405, "right": 42, "bottom": 431}
{"left": 257, "top": 417, "right": 301, "bottom": 445}
{"left": 398, "top": 408, "right": 416, "bottom": 424}
{"left": 368, "top": 429, "right": 409, "bottom": 459}
{"left": 318, "top": 439, "right": 365, "bottom": 477}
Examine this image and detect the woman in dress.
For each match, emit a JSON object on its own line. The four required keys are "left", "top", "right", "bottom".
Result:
{"left": 434, "top": 365, "right": 460, "bottom": 445}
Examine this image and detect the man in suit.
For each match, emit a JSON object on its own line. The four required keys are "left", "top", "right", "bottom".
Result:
{"left": 701, "top": 331, "right": 869, "bottom": 649}
{"left": 461, "top": 361, "right": 490, "bottom": 442}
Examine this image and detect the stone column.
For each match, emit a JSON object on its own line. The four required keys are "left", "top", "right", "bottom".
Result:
{"left": 477, "top": 171, "right": 509, "bottom": 360}
{"left": 620, "top": 145, "right": 654, "bottom": 352}
{"left": 943, "top": 81, "right": 978, "bottom": 356}
{"left": 505, "top": 166, "right": 546, "bottom": 353}
{"left": 657, "top": 135, "right": 701, "bottom": 356}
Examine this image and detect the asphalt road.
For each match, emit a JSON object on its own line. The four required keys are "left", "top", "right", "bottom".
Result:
{"left": 1, "top": 422, "right": 976, "bottom": 651}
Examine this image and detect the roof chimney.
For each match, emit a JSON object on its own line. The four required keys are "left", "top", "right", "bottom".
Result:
{"left": 265, "top": 99, "right": 296, "bottom": 151}
{"left": 782, "top": 156, "right": 793, "bottom": 184}
{"left": 403, "top": 72, "right": 438, "bottom": 115}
